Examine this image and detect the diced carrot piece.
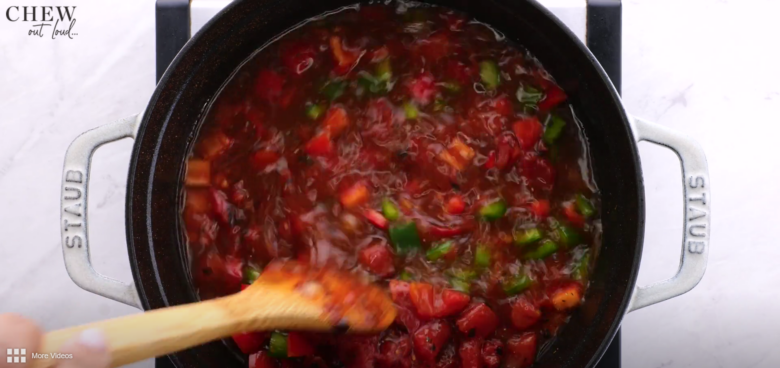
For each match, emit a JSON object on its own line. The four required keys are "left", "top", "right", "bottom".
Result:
{"left": 198, "top": 132, "right": 233, "bottom": 159}
{"left": 185, "top": 159, "right": 211, "bottom": 187}
{"left": 438, "top": 150, "right": 465, "bottom": 171}
{"left": 450, "top": 138, "right": 475, "bottom": 161}
{"left": 551, "top": 284, "right": 583, "bottom": 311}
{"left": 340, "top": 182, "right": 370, "bottom": 209}
{"left": 323, "top": 107, "right": 350, "bottom": 137}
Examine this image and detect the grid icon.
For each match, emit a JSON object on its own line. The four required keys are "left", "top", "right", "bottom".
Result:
{"left": 6, "top": 348, "right": 26, "bottom": 363}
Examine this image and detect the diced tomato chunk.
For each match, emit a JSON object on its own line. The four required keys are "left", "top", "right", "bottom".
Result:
{"left": 186, "top": 159, "right": 211, "bottom": 187}
{"left": 563, "top": 203, "right": 585, "bottom": 227}
{"left": 249, "top": 351, "right": 275, "bottom": 368}
{"left": 445, "top": 195, "right": 466, "bottom": 215}
{"left": 408, "top": 72, "right": 437, "bottom": 105}
{"left": 359, "top": 243, "right": 395, "bottom": 277}
{"left": 256, "top": 69, "right": 285, "bottom": 101}
{"left": 510, "top": 297, "right": 541, "bottom": 330}
{"left": 378, "top": 334, "right": 412, "bottom": 367}
{"left": 439, "top": 290, "right": 471, "bottom": 317}
{"left": 445, "top": 60, "right": 472, "bottom": 85}
{"left": 481, "top": 339, "right": 504, "bottom": 368}
{"left": 251, "top": 150, "right": 280, "bottom": 170}
{"left": 484, "top": 151, "right": 496, "bottom": 169}
{"left": 209, "top": 188, "right": 233, "bottom": 224}
{"left": 492, "top": 95, "right": 514, "bottom": 117}
{"left": 413, "top": 320, "right": 452, "bottom": 362}
{"left": 415, "top": 33, "right": 450, "bottom": 63}
{"left": 429, "top": 225, "right": 468, "bottom": 238}
{"left": 305, "top": 133, "right": 334, "bottom": 156}
{"left": 323, "top": 107, "right": 350, "bottom": 137}
{"left": 459, "top": 339, "right": 483, "bottom": 368}
{"left": 505, "top": 332, "right": 537, "bottom": 368}
{"left": 550, "top": 283, "right": 583, "bottom": 311}
{"left": 340, "top": 182, "right": 370, "bottom": 209}
{"left": 232, "top": 332, "right": 267, "bottom": 354}
{"left": 224, "top": 256, "right": 244, "bottom": 291}
{"left": 529, "top": 199, "right": 550, "bottom": 218}
{"left": 456, "top": 303, "right": 498, "bottom": 338}
{"left": 287, "top": 332, "right": 315, "bottom": 357}
{"left": 410, "top": 283, "right": 470, "bottom": 318}
{"left": 389, "top": 280, "right": 411, "bottom": 303}
{"left": 512, "top": 118, "right": 543, "bottom": 150}
{"left": 369, "top": 45, "right": 390, "bottom": 62}
{"left": 198, "top": 132, "right": 233, "bottom": 159}
{"left": 538, "top": 84, "right": 567, "bottom": 111}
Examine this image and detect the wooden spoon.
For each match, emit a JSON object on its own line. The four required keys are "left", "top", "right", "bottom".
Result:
{"left": 32, "top": 261, "right": 396, "bottom": 368}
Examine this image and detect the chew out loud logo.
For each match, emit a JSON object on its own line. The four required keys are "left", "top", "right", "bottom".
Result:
{"left": 5, "top": 6, "right": 78, "bottom": 39}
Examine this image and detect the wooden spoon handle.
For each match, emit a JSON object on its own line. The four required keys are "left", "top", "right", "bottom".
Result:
{"left": 32, "top": 297, "right": 244, "bottom": 368}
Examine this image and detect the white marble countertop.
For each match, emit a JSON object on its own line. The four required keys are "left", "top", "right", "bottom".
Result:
{"left": 1, "top": 0, "right": 778, "bottom": 367}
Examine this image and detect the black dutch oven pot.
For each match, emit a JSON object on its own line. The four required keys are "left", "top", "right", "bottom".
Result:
{"left": 59, "top": 0, "right": 711, "bottom": 367}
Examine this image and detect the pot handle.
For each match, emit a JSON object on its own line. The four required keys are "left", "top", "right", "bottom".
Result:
{"left": 627, "top": 117, "right": 710, "bottom": 312}
{"left": 60, "top": 115, "right": 142, "bottom": 309}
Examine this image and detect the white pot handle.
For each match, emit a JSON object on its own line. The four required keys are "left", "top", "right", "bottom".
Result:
{"left": 627, "top": 116, "right": 711, "bottom": 312}
{"left": 60, "top": 115, "right": 143, "bottom": 309}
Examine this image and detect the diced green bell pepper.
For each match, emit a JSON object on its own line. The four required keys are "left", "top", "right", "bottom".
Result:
{"left": 503, "top": 274, "right": 533, "bottom": 296}
{"left": 321, "top": 80, "right": 346, "bottom": 101}
{"left": 475, "top": 244, "right": 491, "bottom": 268}
{"left": 381, "top": 198, "right": 400, "bottom": 221}
{"left": 389, "top": 221, "right": 422, "bottom": 254}
{"left": 305, "top": 103, "right": 325, "bottom": 120}
{"left": 449, "top": 277, "right": 471, "bottom": 293}
{"left": 242, "top": 265, "right": 261, "bottom": 285}
{"left": 525, "top": 239, "right": 559, "bottom": 260}
{"left": 556, "top": 224, "right": 581, "bottom": 247}
{"left": 479, "top": 199, "right": 507, "bottom": 221}
{"left": 403, "top": 102, "right": 419, "bottom": 120}
{"left": 576, "top": 194, "right": 595, "bottom": 218}
{"left": 572, "top": 253, "right": 590, "bottom": 281}
{"left": 441, "top": 81, "right": 461, "bottom": 93}
{"left": 376, "top": 58, "right": 392, "bottom": 82}
{"left": 479, "top": 60, "right": 500, "bottom": 89}
{"left": 543, "top": 115, "right": 566, "bottom": 144}
{"left": 269, "top": 331, "right": 288, "bottom": 358}
{"left": 426, "top": 241, "right": 454, "bottom": 261}
{"left": 398, "top": 270, "right": 415, "bottom": 281}
{"left": 514, "top": 228, "right": 542, "bottom": 246}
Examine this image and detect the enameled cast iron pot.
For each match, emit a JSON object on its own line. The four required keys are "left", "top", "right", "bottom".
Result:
{"left": 59, "top": 0, "right": 711, "bottom": 367}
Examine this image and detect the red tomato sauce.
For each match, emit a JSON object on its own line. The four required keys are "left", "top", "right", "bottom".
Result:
{"left": 182, "top": 3, "right": 601, "bottom": 367}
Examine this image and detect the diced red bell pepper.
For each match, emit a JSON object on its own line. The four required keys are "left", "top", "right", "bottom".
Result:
{"left": 538, "top": 84, "right": 567, "bottom": 111}
{"left": 445, "top": 195, "right": 466, "bottom": 215}
{"left": 358, "top": 243, "right": 395, "bottom": 277}
{"left": 459, "top": 339, "right": 483, "bottom": 368}
{"left": 429, "top": 225, "right": 468, "bottom": 238}
{"left": 249, "top": 351, "right": 275, "bottom": 368}
{"left": 340, "top": 182, "right": 370, "bottom": 209}
{"left": 251, "top": 150, "right": 280, "bottom": 171}
{"left": 512, "top": 117, "right": 543, "bottom": 150}
{"left": 323, "top": 107, "right": 350, "bottom": 137}
{"left": 408, "top": 72, "right": 437, "bottom": 105}
{"left": 484, "top": 151, "right": 496, "bottom": 169}
{"left": 305, "top": 133, "right": 333, "bottom": 156}
{"left": 505, "top": 332, "right": 537, "bottom": 368}
{"left": 456, "top": 303, "right": 498, "bottom": 338}
{"left": 232, "top": 332, "right": 267, "bottom": 354}
{"left": 413, "top": 320, "right": 452, "bottom": 362}
{"left": 281, "top": 41, "right": 316, "bottom": 75}
{"left": 510, "top": 297, "right": 541, "bottom": 330}
{"left": 364, "top": 209, "right": 389, "bottom": 230}
{"left": 287, "top": 332, "right": 315, "bottom": 357}
{"left": 563, "top": 203, "right": 585, "bottom": 228}
{"left": 529, "top": 199, "right": 550, "bottom": 218}
{"left": 256, "top": 69, "right": 285, "bottom": 102}
{"left": 481, "top": 339, "right": 504, "bottom": 368}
